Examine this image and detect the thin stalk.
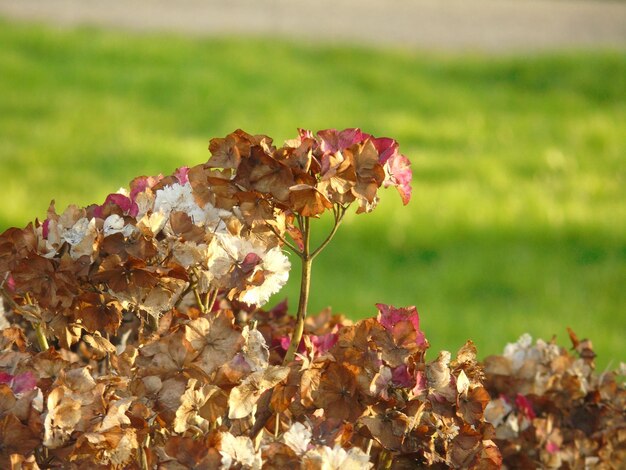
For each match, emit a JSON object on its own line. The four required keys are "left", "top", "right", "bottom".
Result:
{"left": 139, "top": 434, "right": 150, "bottom": 470}
{"left": 274, "top": 413, "right": 280, "bottom": 439}
{"left": 267, "top": 224, "right": 302, "bottom": 258}
{"left": 104, "top": 333, "right": 112, "bottom": 373}
{"left": 310, "top": 205, "right": 347, "bottom": 259}
{"left": 34, "top": 322, "right": 49, "bottom": 352}
{"left": 252, "top": 208, "right": 346, "bottom": 436}
{"left": 193, "top": 287, "right": 206, "bottom": 314}
{"left": 204, "top": 288, "right": 218, "bottom": 313}
{"left": 283, "top": 217, "right": 311, "bottom": 364}
{"left": 174, "top": 281, "right": 195, "bottom": 308}
{"left": 24, "top": 292, "right": 49, "bottom": 351}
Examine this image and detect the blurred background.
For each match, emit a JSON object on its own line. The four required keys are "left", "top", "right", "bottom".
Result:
{"left": 0, "top": 0, "right": 624, "bottom": 367}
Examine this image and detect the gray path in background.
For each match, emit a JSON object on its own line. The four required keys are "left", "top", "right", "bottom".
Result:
{"left": 0, "top": 0, "right": 625, "bottom": 52}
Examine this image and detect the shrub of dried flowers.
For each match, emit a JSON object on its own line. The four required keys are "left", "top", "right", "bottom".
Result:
{"left": 0, "top": 129, "right": 623, "bottom": 469}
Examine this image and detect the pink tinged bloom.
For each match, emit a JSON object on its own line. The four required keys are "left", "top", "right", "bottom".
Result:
{"left": 384, "top": 153, "right": 412, "bottom": 205}
{"left": 174, "top": 166, "right": 190, "bottom": 185}
{"left": 546, "top": 441, "right": 560, "bottom": 454}
{"left": 129, "top": 175, "right": 161, "bottom": 201}
{"left": 279, "top": 335, "right": 304, "bottom": 355}
{"left": 279, "top": 336, "right": 290, "bottom": 352}
{"left": 240, "top": 252, "right": 263, "bottom": 275}
{"left": 42, "top": 218, "right": 51, "bottom": 239}
{"left": 279, "top": 332, "right": 338, "bottom": 357}
{"left": 95, "top": 193, "right": 139, "bottom": 218}
{"left": 412, "top": 370, "right": 427, "bottom": 396}
{"left": 0, "top": 371, "right": 37, "bottom": 393}
{"left": 371, "top": 137, "right": 399, "bottom": 165}
{"left": 391, "top": 365, "right": 414, "bottom": 388}
{"left": 12, "top": 371, "right": 37, "bottom": 393}
{"left": 309, "top": 332, "right": 339, "bottom": 355}
{"left": 376, "top": 303, "right": 427, "bottom": 349}
{"left": 6, "top": 274, "right": 15, "bottom": 292}
{"left": 317, "top": 128, "right": 367, "bottom": 154}
{"left": 515, "top": 394, "right": 536, "bottom": 420}
{"left": 298, "top": 128, "right": 315, "bottom": 140}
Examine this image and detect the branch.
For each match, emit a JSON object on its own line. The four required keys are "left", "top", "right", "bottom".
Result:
{"left": 266, "top": 223, "right": 302, "bottom": 258}
{"left": 204, "top": 288, "right": 218, "bottom": 312}
{"left": 34, "top": 322, "right": 49, "bottom": 352}
{"left": 310, "top": 205, "right": 347, "bottom": 260}
{"left": 174, "top": 281, "right": 195, "bottom": 308}
{"left": 283, "top": 216, "right": 311, "bottom": 364}
{"left": 193, "top": 287, "right": 206, "bottom": 314}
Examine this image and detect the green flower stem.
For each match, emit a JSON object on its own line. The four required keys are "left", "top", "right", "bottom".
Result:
{"left": 283, "top": 216, "right": 311, "bottom": 363}
{"left": 34, "top": 322, "right": 49, "bottom": 352}
{"left": 204, "top": 288, "right": 218, "bottom": 313}
{"left": 253, "top": 207, "right": 345, "bottom": 437}
{"left": 267, "top": 224, "right": 302, "bottom": 258}
{"left": 2, "top": 288, "right": 48, "bottom": 351}
{"left": 310, "top": 205, "right": 346, "bottom": 260}
{"left": 193, "top": 287, "right": 206, "bottom": 313}
{"left": 24, "top": 292, "right": 49, "bottom": 352}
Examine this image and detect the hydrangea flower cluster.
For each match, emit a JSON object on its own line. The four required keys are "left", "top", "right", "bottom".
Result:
{"left": 483, "top": 330, "right": 626, "bottom": 468}
{"left": 0, "top": 128, "right": 405, "bottom": 343}
{"left": 1, "top": 129, "right": 623, "bottom": 468}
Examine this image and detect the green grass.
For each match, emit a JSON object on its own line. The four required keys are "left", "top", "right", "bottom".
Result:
{"left": 0, "top": 20, "right": 624, "bottom": 368}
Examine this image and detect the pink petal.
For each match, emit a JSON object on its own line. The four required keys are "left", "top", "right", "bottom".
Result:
{"left": 175, "top": 166, "right": 190, "bottom": 185}
{"left": 240, "top": 252, "right": 262, "bottom": 274}
{"left": 376, "top": 303, "right": 427, "bottom": 349}
{"left": 372, "top": 137, "right": 399, "bottom": 165}
{"left": 298, "top": 128, "right": 315, "bottom": 140}
{"left": 392, "top": 365, "right": 414, "bottom": 388}
{"left": 317, "top": 128, "right": 366, "bottom": 154}
{"left": 384, "top": 153, "right": 412, "bottom": 205}
{"left": 0, "top": 371, "right": 37, "bottom": 393}
{"left": 309, "top": 332, "right": 338, "bottom": 355}
{"left": 412, "top": 370, "right": 427, "bottom": 396}
{"left": 98, "top": 193, "right": 139, "bottom": 218}
{"left": 12, "top": 371, "right": 37, "bottom": 393}
{"left": 376, "top": 303, "right": 420, "bottom": 335}
{"left": 129, "top": 174, "right": 162, "bottom": 201}
{"left": 6, "top": 274, "right": 16, "bottom": 292}
{"left": 0, "top": 372, "right": 12, "bottom": 385}
{"left": 515, "top": 394, "right": 536, "bottom": 420}
{"left": 546, "top": 441, "right": 559, "bottom": 454}
{"left": 107, "top": 194, "right": 132, "bottom": 213}
{"left": 279, "top": 335, "right": 305, "bottom": 355}
{"left": 279, "top": 335, "right": 291, "bottom": 352}
{"left": 42, "top": 218, "right": 50, "bottom": 239}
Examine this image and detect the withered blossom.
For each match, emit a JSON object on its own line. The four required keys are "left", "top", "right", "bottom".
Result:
{"left": 0, "top": 129, "right": 622, "bottom": 469}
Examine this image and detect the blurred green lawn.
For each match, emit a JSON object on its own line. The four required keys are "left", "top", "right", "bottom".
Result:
{"left": 0, "top": 20, "right": 624, "bottom": 367}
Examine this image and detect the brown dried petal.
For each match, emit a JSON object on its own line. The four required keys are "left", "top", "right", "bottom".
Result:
{"left": 457, "top": 386, "right": 491, "bottom": 426}
{"left": 228, "top": 365, "right": 290, "bottom": 419}
{"left": 186, "top": 313, "right": 243, "bottom": 376}
{"left": 174, "top": 378, "right": 219, "bottom": 433}
{"left": 288, "top": 184, "right": 333, "bottom": 218}
{"left": 0, "top": 414, "right": 39, "bottom": 466}
{"left": 44, "top": 387, "right": 82, "bottom": 448}
{"left": 313, "top": 362, "right": 364, "bottom": 422}
{"left": 74, "top": 292, "right": 122, "bottom": 335}
{"left": 83, "top": 333, "right": 116, "bottom": 356}
{"left": 360, "top": 411, "right": 410, "bottom": 451}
